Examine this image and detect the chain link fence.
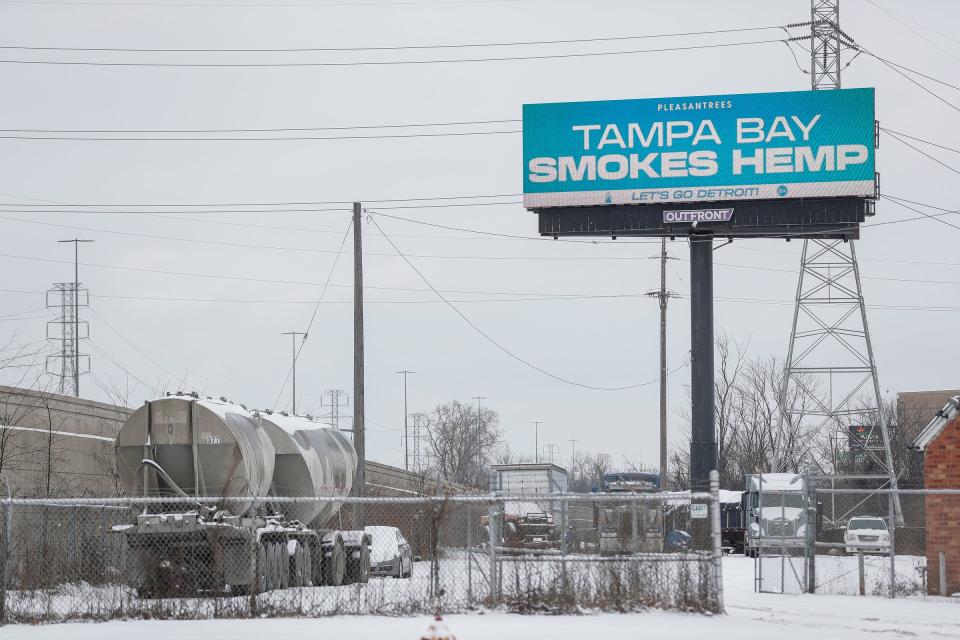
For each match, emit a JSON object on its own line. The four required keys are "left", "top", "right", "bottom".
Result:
{"left": 754, "top": 477, "right": 960, "bottom": 600}
{"left": 0, "top": 483, "right": 723, "bottom": 623}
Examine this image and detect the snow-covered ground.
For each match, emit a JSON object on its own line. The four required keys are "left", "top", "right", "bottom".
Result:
{"left": 4, "top": 556, "right": 959, "bottom": 639}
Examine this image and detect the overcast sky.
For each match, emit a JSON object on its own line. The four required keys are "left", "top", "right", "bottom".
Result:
{"left": 1, "top": 0, "right": 958, "bottom": 472}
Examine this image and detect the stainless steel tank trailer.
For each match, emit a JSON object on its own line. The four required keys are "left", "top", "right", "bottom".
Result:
{"left": 113, "top": 392, "right": 371, "bottom": 597}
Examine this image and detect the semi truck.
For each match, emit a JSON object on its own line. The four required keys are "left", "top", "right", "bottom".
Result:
{"left": 594, "top": 472, "right": 664, "bottom": 554}
{"left": 742, "top": 473, "right": 816, "bottom": 557}
{"left": 113, "top": 393, "right": 372, "bottom": 597}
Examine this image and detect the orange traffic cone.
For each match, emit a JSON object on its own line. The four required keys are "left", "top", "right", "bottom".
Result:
{"left": 420, "top": 614, "right": 456, "bottom": 640}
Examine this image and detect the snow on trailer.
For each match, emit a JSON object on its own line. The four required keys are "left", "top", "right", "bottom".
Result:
{"left": 112, "top": 393, "right": 372, "bottom": 597}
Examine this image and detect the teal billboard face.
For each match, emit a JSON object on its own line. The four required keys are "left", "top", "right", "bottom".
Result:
{"left": 522, "top": 88, "right": 875, "bottom": 208}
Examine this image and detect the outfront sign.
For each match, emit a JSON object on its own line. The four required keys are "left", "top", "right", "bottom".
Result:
{"left": 663, "top": 208, "right": 734, "bottom": 224}
{"left": 523, "top": 88, "right": 875, "bottom": 209}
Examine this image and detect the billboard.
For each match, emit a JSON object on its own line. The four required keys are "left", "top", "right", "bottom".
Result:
{"left": 523, "top": 88, "right": 875, "bottom": 209}
{"left": 848, "top": 424, "right": 887, "bottom": 452}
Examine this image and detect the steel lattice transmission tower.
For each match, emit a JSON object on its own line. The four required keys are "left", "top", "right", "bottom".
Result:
{"left": 45, "top": 282, "right": 90, "bottom": 396}
{"left": 778, "top": 0, "right": 900, "bottom": 523}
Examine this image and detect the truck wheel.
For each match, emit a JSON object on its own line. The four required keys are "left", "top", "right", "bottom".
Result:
{"left": 251, "top": 542, "right": 268, "bottom": 593}
{"left": 302, "top": 541, "right": 313, "bottom": 587}
{"left": 260, "top": 542, "right": 279, "bottom": 591}
{"left": 347, "top": 540, "right": 371, "bottom": 584}
{"left": 277, "top": 542, "right": 290, "bottom": 589}
{"left": 291, "top": 541, "right": 307, "bottom": 588}
{"left": 271, "top": 542, "right": 285, "bottom": 590}
{"left": 323, "top": 538, "right": 346, "bottom": 586}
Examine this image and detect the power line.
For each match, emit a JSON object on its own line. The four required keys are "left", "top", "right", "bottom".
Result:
{"left": 0, "top": 25, "right": 785, "bottom": 53}
{"left": 0, "top": 0, "right": 532, "bottom": 8}
{"left": 0, "top": 191, "right": 521, "bottom": 207}
{"left": 86, "top": 339, "right": 155, "bottom": 391}
{"left": 368, "top": 211, "right": 661, "bottom": 245}
{"left": 862, "top": 47, "right": 960, "bottom": 114}
{"left": 368, "top": 213, "right": 685, "bottom": 391}
{"left": 87, "top": 306, "right": 195, "bottom": 389}
{"left": 0, "top": 38, "right": 785, "bottom": 67}
{"left": 8, "top": 284, "right": 960, "bottom": 310}
{"left": 272, "top": 218, "right": 352, "bottom": 410}
{"left": 883, "top": 129, "right": 960, "bottom": 176}
{"left": 864, "top": 3, "right": 960, "bottom": 48}
{"left": 883, "top": 196, "right": 960, "bottom": 233}
{"left": 863, "top": 0, "right": 960, "bottom": 66}
{"left": 0, "top": 201, "right": 520, "bottom": 214}
{"left": 880, "top": 128, "right": 960, "bottom": 155}
{"left": 0, "top": 129, "right": 521, "bottom": 141}
{"left": 0, "top": 117, "right": 520, "bottom": 134}
{"left": 0, "top": 214, "right": 668, "bottom": 258}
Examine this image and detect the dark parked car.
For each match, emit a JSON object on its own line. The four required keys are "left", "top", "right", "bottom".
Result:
{"left": 365, "top": 526, "right": 413, "bottom": 578}
{"left": 665, "top": 529, "right": 691, "bottom": 552}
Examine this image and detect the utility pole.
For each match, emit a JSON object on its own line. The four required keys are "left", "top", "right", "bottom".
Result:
{"left": 57, "top": 239, "right": 93, "bottom": 397}
{"left": 472, "top": 396, "right": 486, "bottom": 474}
{"left": 531, "top": 421, "right": 543, "bottom": 463}
{"left": 778, "top": 0, "right": 901, "bottom": 523}
{"left": 281, "top": 331, "right": 306, "bottom": 415}
{"left": 352, "top": 202, "right": 366, "bottom": 522}
{"left": 569, "top": 439, "right": 578, "bottom": 472}
{"left": 396, "top": 370, "right": 416, "bottom": 470}
{"left": 647, "top": 238, "right": 678, "bottom": 489}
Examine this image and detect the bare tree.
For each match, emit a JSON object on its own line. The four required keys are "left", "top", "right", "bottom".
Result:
{"left": 0, "top": 340, "right": 58, "bottom": 492}
{"left": 673, "top": 335, "right": 829, "bottom": 489}
{"left": 423, "top": 400, "right": 501, "bottom": 489}
{"left": 492, "top": 443, "right": 532, "bottom": 466}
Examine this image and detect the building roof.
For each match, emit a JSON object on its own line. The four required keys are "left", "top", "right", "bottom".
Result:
{"left": 912, "top": 396, "right": 959, "bottom": 451}
{"left": 490, "top": 462, "right": 568, "bottom": 474}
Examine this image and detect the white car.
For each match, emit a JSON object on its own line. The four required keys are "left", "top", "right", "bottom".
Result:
{"left": 844, "top": 516, "right": 890, "bottom": 555}
{"left": 365, "top": 526, "right": 413, "bottom": 578}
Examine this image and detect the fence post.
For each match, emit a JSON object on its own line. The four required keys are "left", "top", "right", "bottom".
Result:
{"left": 857, "top": 549, "right": 867, "bottom": 596}
{"left": 0, "top": 495, "right": 7, "bottom": 624}
{"left": 805, "top": 473, "right": 816, "bottom": 594}
{"left": 709, "top": 470, "right": 724, "bottom": 611}
{"left": 560, "top": 497, "right": 568, "bottom": 592}
{"left": 888, "top": 487, "right": 896, "bottom": 599}
{"left": 466, "top": 504, "right": 473, "bottom": 604}
{"left": 0, "top": 479, "right": 10, "bottom": 626}
{"left": 940, "top": 551, "right": 947, "bottom": 598}
{"left": 487, "top": 501, "right": 498, "bottom": 605}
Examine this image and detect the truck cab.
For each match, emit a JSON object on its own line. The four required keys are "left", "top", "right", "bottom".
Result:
{"left": 742, "top": 473, "right": 816, "bottom": 557}
{"left": 594, "top": 472, "right": 663, "bottom": 554}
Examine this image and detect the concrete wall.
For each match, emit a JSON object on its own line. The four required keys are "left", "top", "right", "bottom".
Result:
{"left": 0, "top": 386, "right": 461, "bottom": 498}
{"left": 0, "top": 385, "right": 130, "bottom": 497}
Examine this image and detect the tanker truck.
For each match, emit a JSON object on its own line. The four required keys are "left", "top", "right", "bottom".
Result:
{"left": 113, "top": 392, "right": 371, "bottom": 597}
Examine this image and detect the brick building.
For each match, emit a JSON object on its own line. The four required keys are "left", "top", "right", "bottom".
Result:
{"left": 912, "top": 396, "right": 960, "bottom": 595}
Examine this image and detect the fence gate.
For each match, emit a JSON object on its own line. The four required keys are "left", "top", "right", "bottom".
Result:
{"left": 755, "top": 484, "right": 810, "bottom": 594}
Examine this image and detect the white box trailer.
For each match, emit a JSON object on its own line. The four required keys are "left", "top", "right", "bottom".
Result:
{"left": 490, "top": 463, "right": 568, "bottom": 495}
{"left": 488, "top": 464, "right": 568, "bottom": 550}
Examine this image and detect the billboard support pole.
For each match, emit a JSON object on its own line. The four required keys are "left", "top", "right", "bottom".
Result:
{"left": 690, "top": 232, "right": 717, "bottom": 551}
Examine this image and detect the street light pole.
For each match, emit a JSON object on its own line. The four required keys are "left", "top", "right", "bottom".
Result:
{"left": 281, "top": 331, "right": 306, "bottom": 415}
{"left": 531, "top": 421, "right": 543, "bottom": 463}
{"left": 396, "top": 370, "right": 416, "bottom": 470}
